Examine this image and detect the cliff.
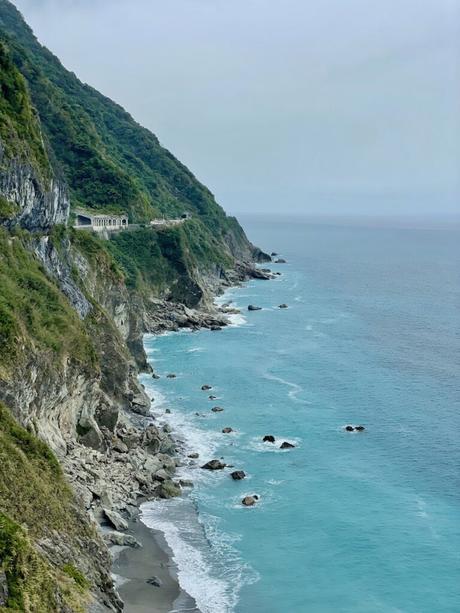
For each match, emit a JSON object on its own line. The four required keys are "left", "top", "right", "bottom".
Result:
{"left": 0, "top": 1, "right": 269, "bottom": 611}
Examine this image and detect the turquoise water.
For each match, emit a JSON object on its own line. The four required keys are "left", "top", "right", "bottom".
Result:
{"left": 141, "top": 218, "right": 460, "bottom": 613}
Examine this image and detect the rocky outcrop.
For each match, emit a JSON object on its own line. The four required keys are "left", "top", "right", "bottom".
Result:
{"left": 0, "top": 142, "right": 69, "bottom": 232}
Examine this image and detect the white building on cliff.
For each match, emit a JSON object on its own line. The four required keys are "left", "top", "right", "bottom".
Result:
{"left": 74, "top": 209, "right": 128, "bottom": 232}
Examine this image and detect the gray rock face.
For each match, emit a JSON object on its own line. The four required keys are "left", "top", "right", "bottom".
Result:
{"left": 0, "top": 144, "right": 69, "bottom": 232}
{"left": 34, "top": 236, "right": 92, "bottom": 319}
{"left": 0, "top": 571, "right": 8, "bottom": 606}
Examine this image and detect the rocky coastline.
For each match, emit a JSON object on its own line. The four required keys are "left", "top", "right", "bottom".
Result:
{"left": 60, "top": 262, "right": 275, "bottom": 611}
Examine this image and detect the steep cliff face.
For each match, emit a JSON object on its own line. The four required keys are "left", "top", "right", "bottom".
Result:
{"left": 0, "top": 2, "right": 271, "bottom": 611}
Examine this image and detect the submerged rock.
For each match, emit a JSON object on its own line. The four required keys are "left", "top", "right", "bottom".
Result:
{"left": 280, "top": 441, "right": 295, "bottom": 449}
{"left": 242, "top": 495, "right": 258, "bottom": 507}
{"left": 201, "top": 460, "right": 226, "bottom": 470}
{"left": 231, "top": 470, "right": 246, "bottom": 481}
{"left": 248, "top": 305, "right": 262, "bottom": 311}
{"left": 263, "top": 435, "right": 276, "bottom": 443}
{"left": 166, "top": 373, "right": 176, "bottom": 379}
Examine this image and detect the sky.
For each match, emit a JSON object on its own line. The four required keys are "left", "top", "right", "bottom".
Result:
{"left": 13, "top": 0, "right": 460, "bottom": 216}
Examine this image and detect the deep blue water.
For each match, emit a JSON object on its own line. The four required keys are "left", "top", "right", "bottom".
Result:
{"left": 140, "top": 217, "right": 460, "bottom": 613}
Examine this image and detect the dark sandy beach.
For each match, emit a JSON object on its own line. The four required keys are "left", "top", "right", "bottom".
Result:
{"left": 112, "top": 517, "right": 199, "bottom": 613}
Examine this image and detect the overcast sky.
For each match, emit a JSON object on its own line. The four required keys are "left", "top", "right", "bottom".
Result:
{"left": 13, "top": 0, "right": 460, "bottom": 216}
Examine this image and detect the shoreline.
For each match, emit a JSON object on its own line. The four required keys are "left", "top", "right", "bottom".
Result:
{"left": 111, "top": 267, "right": 274, "bottom": 612}
{"left": 113, "top": 513, "right": 200, "bottom": 613}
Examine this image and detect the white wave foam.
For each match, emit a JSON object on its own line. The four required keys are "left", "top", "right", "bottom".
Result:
{"left": 186, "top": 347, "right": 205, "bottom": 353}
{"left": 262, "top": 371, "right": 305, "bottom": 403}
{"left": 142, "top": 499, "right": 259, "bottom": 613}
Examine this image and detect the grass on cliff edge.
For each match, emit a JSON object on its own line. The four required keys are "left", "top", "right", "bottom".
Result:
{"left": 0, "top": 228, "right": 97, "bottom": 375}
{"left": 0, "top": 402, "right": 92, "bottom": 611}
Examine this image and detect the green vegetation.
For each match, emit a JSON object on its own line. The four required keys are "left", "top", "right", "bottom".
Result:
{"left": 0, "top": 403, "right": 92, "bottom": 611}
{"left": 0, "top": 195, "right": 18, "bottom": 220}
{"left": 0, "top": 39, "right": 50, "bottom": 180}
{"left": 0, "top": 228, "right": 97, "bottom": 374}
{"left": 0, "top": 0, "right": 253, "bottom": 265}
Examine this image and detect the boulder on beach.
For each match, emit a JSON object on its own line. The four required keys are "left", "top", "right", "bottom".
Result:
{"left": 212, "top": 406, "right": 224, "bottom": 413}
{"left": 222, "top": 427, "right": 233, "bottom": 434}
{"left": 201, "top": 384, "right": 212, "bottom": 391}
{"left": 231, "top": 470, "right": 246, "bottom": 481}
{"left": 103, "top": 531, "right": 141, "bottom": 548}
{"left": 280, "top": 441, "right": 295, "bottom": 449}
{"left": 166, "top": 373, "right": 176, "bottom": 379}
{"left": 248, "top": 305, "right": 262, "bottom": 311}
{"left": 242, "top": 495, "right": 258, "bottom": 507}
{"left": 263, "top": 435, "right": 276, "bottom": 443}
{"left": 201, "top": 459, "right": 226, "bottom": 470}
{"left": 146, "top": 576, "right": 162, "bottom": 588}
{"left": 103, "top": 509, "right": 128, "bottom": 532}
{"left": 345, "top": 425, "right": 355, "bottom": 432}
{"left": 279, "top": 304, "right": 288, "bottom": 309}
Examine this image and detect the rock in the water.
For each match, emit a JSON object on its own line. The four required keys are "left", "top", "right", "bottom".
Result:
{"left": 345, "top": 425, "right": 355, "bottom": 432}
{"left": 188, "top": 452, "right": 199, "bottom": 459}
{"left": 165, "top": 408, "right": 171, "bottom": 414}
{"left": 201, "top": 384, "right": 212, "bottom": 391}
{"left": 271, "top": 252, "right": 278, "bottom": 256}
{"left": 222, "top": 427, "right": 233, "bottom": 434}
{"left": 146, "top": 576, "right": 162, "bottom": 588}
{"left": 166, "top": 373, "right": 176, "bottom": 379}
{"left": 103, "top": 531, "right": 141, "bottom": 548}
{"left": 152, "top": 373, "right": 161, "bottom": 379}
{"left": 211, "top": 325, "right": 222, "bottom": 331}
{"left": 263, "top": 435, "right": 276, "bottom": 443}
{"left": 209, "top": 395, "right": 217, "bottom": 400}
{"left": 201, "top": 460, "right": 226, "bottom": 470}
{"left": 103, "top": 509, "right": 128, "bottom": 532}
{"left": 280, "top": 441, "right": 295, "bottom": 449}
{"left": 179, "top": 479, "right": 194, "bottom": 488}
{"left": 231, "top": 470, "right": 246, "bottom": 481}
{"left": 275, "top": 258, "right": 287, "bottom": 263}
{"left": 212, "top": 406, "right": 224, "bottom": 413}
{"left": 278, "top": 304, "right": 288, "bottom": 309}
{"left": 242, "top": 495, "right": 258, "bottom": 506}
{"left": 248, "top": 305, "right": 262, "bottom": 311}
{"left": 355, "top": 425, "right": 366, "bottom": 431}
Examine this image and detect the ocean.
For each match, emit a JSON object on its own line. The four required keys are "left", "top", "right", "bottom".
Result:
{"left": 139, "top": 216, "right": 460, "bottom": 613}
